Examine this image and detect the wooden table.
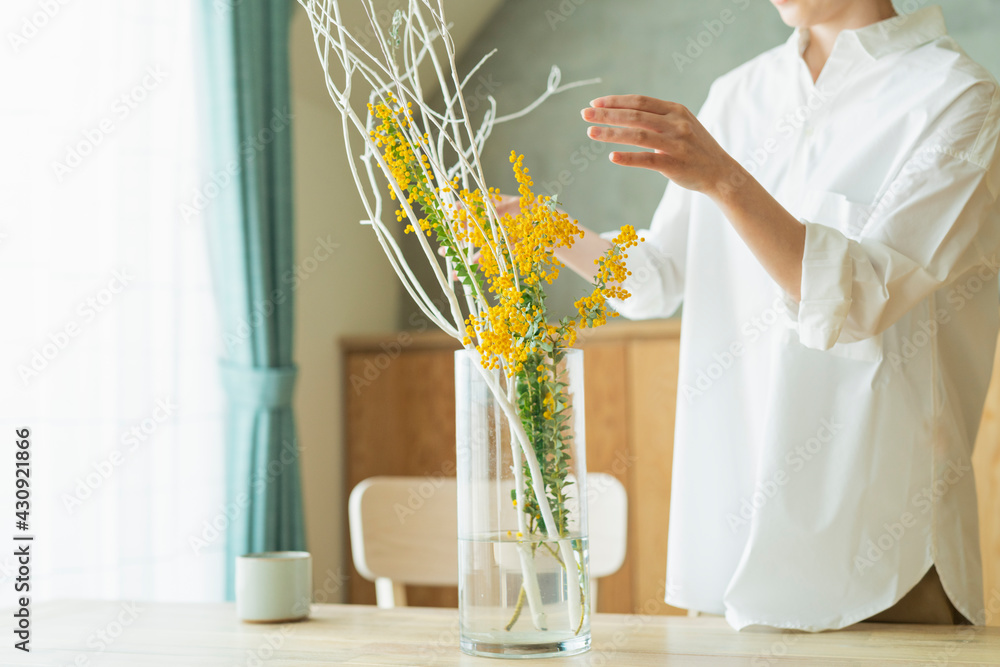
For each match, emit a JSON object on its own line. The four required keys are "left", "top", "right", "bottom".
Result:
{"left": 5, "top": 601, "right": 1000, "bottom": 666}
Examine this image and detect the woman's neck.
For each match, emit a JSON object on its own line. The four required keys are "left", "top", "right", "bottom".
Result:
{"left": 803, "top": 1, "right": 898, "bottom": 82}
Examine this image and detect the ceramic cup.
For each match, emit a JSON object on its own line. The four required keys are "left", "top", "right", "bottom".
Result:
{"left": 236, "top": 551, "right": 312, "bottom": 623}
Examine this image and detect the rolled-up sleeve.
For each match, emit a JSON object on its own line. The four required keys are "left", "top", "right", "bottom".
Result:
{"left": 783, "top": 78, "right": 1000, "bottom": 349}
{"left": 790, "top": 150, "right": 1000, "bottom": 350}
{"left": 794, "top": 223, "right": 855, "bottom": 349}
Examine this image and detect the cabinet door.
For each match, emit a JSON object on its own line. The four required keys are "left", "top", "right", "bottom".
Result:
{"left": 345, "top": 347, "right": 458, "bottom": 608}
{"left": 974, "top": 335, "right": 1000, "bottom": 625}
{"left": 628, "top": 338, "right": 688, "bottom": 616}
{"left": 581, "top": 341, "right": 632, "bottom": 613}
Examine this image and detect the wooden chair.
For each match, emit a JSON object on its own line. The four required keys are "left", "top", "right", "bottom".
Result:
{"left": 348, "top": 473, "right": 628, "bottom": 610}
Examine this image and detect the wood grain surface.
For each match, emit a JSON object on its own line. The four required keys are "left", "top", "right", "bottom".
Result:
{"left": 8, "top": 600, "right": 1000, "bottom": 666}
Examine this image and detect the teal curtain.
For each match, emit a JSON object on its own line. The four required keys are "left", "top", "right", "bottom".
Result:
{"left": 197, "top": 0, "right": 305, "bottom": 599}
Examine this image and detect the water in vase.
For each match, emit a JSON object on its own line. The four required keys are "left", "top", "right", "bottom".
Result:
{"left": 459, "top": 532, "right": 591, "bottom": 658}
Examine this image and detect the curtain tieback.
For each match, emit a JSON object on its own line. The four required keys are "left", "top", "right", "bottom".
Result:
{"left": 220, "top": 362, "right": 298, "bottom": 409}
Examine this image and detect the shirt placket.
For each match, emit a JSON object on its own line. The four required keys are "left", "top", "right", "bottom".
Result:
{"left": 787, "top": 39, "right": 859, "bottom": 213}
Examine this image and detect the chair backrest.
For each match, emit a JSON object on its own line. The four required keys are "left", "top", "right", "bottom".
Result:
{"left": 348, "top": 473, "right": 628, "bottom": 607}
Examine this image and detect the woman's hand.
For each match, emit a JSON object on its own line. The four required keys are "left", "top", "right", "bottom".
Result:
{"left": 493, "top": 193, "right": 523, "bottom": 220}
{"left": 581, "top": 95, "right": 739, "bottom": 198}
{"left": 583, "top": 94, "right": 806, "bottom": 301}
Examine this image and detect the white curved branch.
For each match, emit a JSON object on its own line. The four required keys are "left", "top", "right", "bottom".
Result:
{"left": 297, "top": 0, "right": 592, "bottom": 633}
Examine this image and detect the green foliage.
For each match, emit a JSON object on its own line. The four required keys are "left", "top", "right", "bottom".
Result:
{"left": 515, "top": 348, "right": 574, "bottom": 539}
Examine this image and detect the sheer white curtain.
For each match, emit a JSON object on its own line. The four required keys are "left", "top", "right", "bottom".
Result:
{"left": 0, "top": 1, "right": 226, "bottom": 601}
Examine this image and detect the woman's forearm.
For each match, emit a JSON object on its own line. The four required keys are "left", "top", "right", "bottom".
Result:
{"left": 707, "top": 166, "right": 805, "bottom": 302}
{"left": 554, "top": 223, "right": 613, "bottom": 283}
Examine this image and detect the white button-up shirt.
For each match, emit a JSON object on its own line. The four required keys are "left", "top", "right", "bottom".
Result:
{"left": 607, "top": 6, "right": 1000, "bottom": 630}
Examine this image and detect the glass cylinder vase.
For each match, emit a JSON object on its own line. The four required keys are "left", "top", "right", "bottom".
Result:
{"left": 455, "top": 348, "right": 591, "bottom": 658}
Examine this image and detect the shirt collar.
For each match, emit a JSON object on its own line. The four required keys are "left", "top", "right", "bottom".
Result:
{"left": 786, "top": 5, "right": 948, "bottom": 61}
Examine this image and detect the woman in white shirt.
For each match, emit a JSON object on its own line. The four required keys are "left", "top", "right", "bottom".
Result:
{"left": 500, "top": 0, "right": 1000, "bottom": 630}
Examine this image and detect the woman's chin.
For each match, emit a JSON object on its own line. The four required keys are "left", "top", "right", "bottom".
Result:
{"left": 771, "top": 0, "right": 809, "bottom": 27}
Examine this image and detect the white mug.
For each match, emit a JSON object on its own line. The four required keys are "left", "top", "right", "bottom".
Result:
{"left": 236, "top": 551, "right": 312, "bottom": 623}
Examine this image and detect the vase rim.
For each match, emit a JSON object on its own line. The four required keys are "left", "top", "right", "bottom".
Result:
{"left": 454, "top": 347, "right": 583, "bottom": 357}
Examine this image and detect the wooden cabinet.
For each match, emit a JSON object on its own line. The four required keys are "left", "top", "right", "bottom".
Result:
{"left": 342, "top": 320, "right": 1000, "bottom": 622}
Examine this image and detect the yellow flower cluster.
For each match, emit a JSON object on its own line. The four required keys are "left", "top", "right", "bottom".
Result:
{"left": 369, "top": 99, "right": 641, "bottom": 376}
{"left": 461, "top": 152, "right": 593, "bottom": 372}
{"left": 368, "top": 96, "right": 443, "bottom": 236}
{"left": 573, "top": 225, "right": 643, "bottom": 329}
